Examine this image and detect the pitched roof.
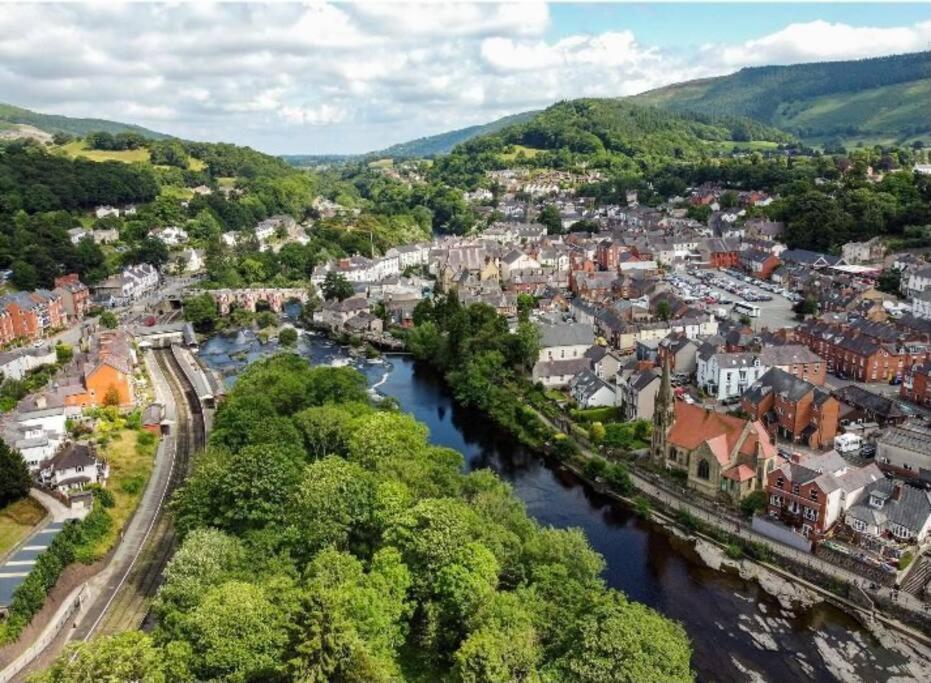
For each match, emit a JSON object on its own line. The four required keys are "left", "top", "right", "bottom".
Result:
{"left": 667, "top": 402, "right": 774, "bottom": 465}
{"left": 537, "top": 323, "right": 595, "bottom": 348}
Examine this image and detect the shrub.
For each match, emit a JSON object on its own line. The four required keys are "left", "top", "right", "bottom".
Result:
{"left": 589, "top": 421, "right": 606, "bottom": 443}
{"left": 633, "top": 495, "right": 652, "bottom": 519}
{"left": 676, "top": 508, "right": 698, "bottom": 532}
{"left": 89, "top": 485, "right": 115, "bottom": 509}
{"left": 584, "top": 456, "right": 608, "bottom": 479}
{"left": 739, "top": 490, "right": 767, "bottom": 518}
{"left": 605, "top": 463, "right": 634, "bottom": 496}
{"left": 552, "top": 434, "right": 578, "bottom": 461}
{"left": 725, "top": 544, "right": 744, "bottom": 560}
{"left": 899, "top": 551, "right": 914, "bottom": 571}
{"left": 121, "top": 476, "right": 145, "bottom": 495}
{"left": 570, "top": 406, "right": 618, "bottom": 424}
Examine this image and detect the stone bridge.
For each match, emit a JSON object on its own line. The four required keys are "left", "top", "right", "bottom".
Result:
{"left": 191, "top": 288, "right": 309, "bottom": 314}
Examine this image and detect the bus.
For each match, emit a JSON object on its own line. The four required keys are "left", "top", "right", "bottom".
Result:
{"left": 734, "top": 301, "right": 761, "bottom": 318}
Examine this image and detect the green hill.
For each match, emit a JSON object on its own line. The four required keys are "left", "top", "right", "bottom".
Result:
{"left": 373, "top": 110, "right": 539, "bottom": 158}
{"left": 0, "top": 101, "right": 166, "bottom": 140}
{"left": 633, "top": 51, "right": 931, "bottom": 146}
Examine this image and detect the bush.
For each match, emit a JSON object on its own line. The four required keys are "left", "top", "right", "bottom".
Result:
{"left": 899, "top": 551, "right": 914, "bottom": 571}
{"left": 605, "top": 463, "right": 634, "bottom": 496}
{"left": 739, "top": 490, "right": 767, "bottom": 518}
{"left": 676, "top": 508, "right": 698, "bottom": 532}
{"left": 278, "top": 327, "right": 298, "bottom": 347}
{"left": 633, "top": 495, "right": 652, "bottom": 519}
{"left": 570, "top": 406, "right": 618, "bottom": 424}
{"left": 725, "top": 543, "right": 744, "bottom": 560}
{"left": 589, "top": 421, "right": 606, "bottom": 443}
{"left": 121, "top": 475, "right": 145, "bottom": 495}
{"left": 584, "top": 456, "right": 607, "bottom": 479}
{"left": 552, "top": 434, "right": 578, "bottom": 461}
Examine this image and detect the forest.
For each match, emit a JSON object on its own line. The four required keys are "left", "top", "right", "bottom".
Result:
{"left": 37, "top": 356, "right": 692, "bottom": 682}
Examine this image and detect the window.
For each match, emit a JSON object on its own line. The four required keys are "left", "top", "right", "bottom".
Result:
{"left": 770, "top": 495, "right": 783, "bottom": 507}
{"left": 810, "top": 490, "right": 818, "bottom": 502}
{"left": 792, "top": 483, "right": 800, "bottom": 495}
{"left": 776, "top": 477, "right": 784, "bottom": 489}
{"left": 803, "top": 507, "right": 818, "bottom": 521}
{"left": 697, "top": 459, "right": 710, "bottom": 480}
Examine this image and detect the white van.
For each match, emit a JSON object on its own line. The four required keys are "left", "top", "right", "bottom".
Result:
{"left": 834, "top": 433, "right": 864, "bottom": 453}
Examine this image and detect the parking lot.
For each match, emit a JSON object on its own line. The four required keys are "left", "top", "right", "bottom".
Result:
{"left": 672, "top": 269, "right": 798, "bottom": 331}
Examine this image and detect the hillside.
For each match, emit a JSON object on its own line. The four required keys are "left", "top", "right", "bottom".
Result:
{"left": 373, "top": 110, "right": 539, "bottom": 158}
{"left": 0, "top": 102, "right": 166, "bottom": 141}
{"left": 633, "top": 51, "right": 931, "bottom": 146}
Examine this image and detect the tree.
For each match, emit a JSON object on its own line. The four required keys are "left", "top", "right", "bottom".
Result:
{"left": 739, "top": 490, "right": 767, "bottom": 518}
{"left": 178, "top": 581, "right": 288, "bottom": 682}
{"left": 655, "top": 300, "right": 671, "bottom": 322}
{"left": 538, "top": 204, "right": 564, "bottom": 235}
{"left": 55, "top": 343, "right": 74, "bottom": 364}
{"left": 0, "top": 441, "right": 31, "bottom": 508}
{"left": 322, "top": 271, "right": 354, "bottom": 302}
{"left": 793, "top": 297, "right": 818, "bottom": 321}
{"left": 102, "top": 385, "right": 122, "bottom": 407}
{"left": 131, "top": 237, "right": 169, "bottom": 268}
{"left": 99, "top": 310, "right": 118, "bottom": 329}
{"left": 182, "top": 293, "right": 219, "bottom": 333}
{"left": 33, "top": 631, "right": 175, "bottom": 683}
{"left": 877, "top": 267, "right": 902, "bottom": 295}
{"left": 278, "top": 327, "right": 298, "bottom": 346}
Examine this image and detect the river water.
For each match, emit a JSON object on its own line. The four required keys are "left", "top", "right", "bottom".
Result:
{"left": 198, "top": 329, "right": 930, "bottom": 682}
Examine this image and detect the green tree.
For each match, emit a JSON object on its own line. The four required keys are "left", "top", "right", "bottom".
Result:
{"left": 178, "top": 581, "right": 289, "bottom": 682}
{"left": 99, "top": 310, "right": 118, "bottom": 329}
{"left": 55, "top": 342, "right": 74, "bottom": 364}
{"left": 182, "top": 293, "right": 219, "bottom": 333}
{"left": 538, "top": 204, "right": 564, "bottom": 235}
{"left": 0, "top": 441, "right": 31, "bottom": 508}
{"left": 33, "top": 631, "right": 174, "bottom": 683}
{"left": 655, "top": 300, "right": 672, "bottom": 322}
{"left": 278, "top": 327, "right": 298, "bottom": 346}
{"left": 877, "top": 267, "right": 902, "bottom": 295}
{"left": 322, "top": 271, "right": 354, "bottom": 302}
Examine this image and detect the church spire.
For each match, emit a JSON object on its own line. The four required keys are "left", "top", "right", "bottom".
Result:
{"left": 651, "top": 354, "right": 674, "bottom": 465}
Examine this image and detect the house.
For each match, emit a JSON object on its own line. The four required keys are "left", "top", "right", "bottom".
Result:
{"left": 741, "top": 368, "right": 839, "bottom": 449}
{"left": 532, "top": 358, "right": 591, "bottom": 388}
{"left": 740, "top": 249, "right": 781, "bottom": 280}
{"left": 874, "top": 426, "right": 931, "bottom": 482}
{"left": 706, "top": 238, "right": 740, "bottom": 269}
{"left": 845, "top": 480, "right": 931, "bottom": 543}
{"left": 912, "top": 288, "right": 931, "bottom": 321}
{"left": 41, "top": 442, "right": 108, "bottom": 493}
{"left": 901, "top": 361, "right": 931, "bottom": 405}
{"left": 62, "top": 330, "right": 136, "bottom": 409}
{"left": 617, "top": 365, "right": 661, "bottom": 420}
{"left": 842, "top": 237, "right": 886, "bottom": 264}
{"left": 833, "top": 385, "right": 906, "bottom": 427}
{"left": 67, "top": 227, "right": 92, "bottom": 245}
{"left": 94, "top": 264, "right": 160, "bottom": 306}
{"left": 569, "top": 369, "right": 616, "bottom": 408}
{"left": 781, "top": 249, "right": 846, "bottom": 269}
{"left": 585, "top": 346, "right": 623, "bottom": 381}
{"left": 759, "top": 345, "right": 826, "bottom": 385}
{"left": 499, "top": 250, "right": 541, "bottom": 281}
{"left": 53, "top": 274, "right": 90, "bottom": 322}
{"left": 150, "top": 226, "right": 189, "bottom": 246}
{"left": 3, "top": 396, "right": 67, "bottom": 470}
{"left": 536, "top": 323, "right": 594, "bottom": 362}
{"left": 657, "top": 331, "right": 698, "bottom": 377}
{"left": 651, "top": 364, "right": 777, "bottom": 501}
{"left": 696, "top": 352, "right": 768, "bottom": 401}
{"left": 905, "top": 265, "right": 931, "bottom": 299}
{"left": 94, "top": 205, "right": 120, "bottom": 219}
{"left": 344, "top": 312, "right": 384, "bottom": 335}
{"left": 0, "top": 345, "right": 57, "bottom": 382}
{"left": 766, "top": 452, "right": 883, "bottom": 538}
{"left": 314, "top": 297, "right": 370, "bottom": 330}
{"left": 142, "top": 403, "right": 164, "bottom": 434}
{"left": 2, "top": 290, "right": 65, "bottom": 340}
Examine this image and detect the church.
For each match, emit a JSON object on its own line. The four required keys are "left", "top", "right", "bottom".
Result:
{"left": 651, "top": 360, "right": 778, "bottom": 502}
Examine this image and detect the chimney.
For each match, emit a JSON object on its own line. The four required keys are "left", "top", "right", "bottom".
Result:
{"left": 893, "top": 482, "right": 903, "bottom": 501}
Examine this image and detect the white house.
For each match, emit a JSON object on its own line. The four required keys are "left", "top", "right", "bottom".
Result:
{"left": 536, "top": 323, "right": 594, "bottom": 362}
{"left": 94, "top": 263, "right": 160, "bottom": 306}
{"left": 697, "top": 352, "right": 768, "bottom": 401}
{"left": 912, "top": 288, "right": 931, "bottom": 321}
{"left": 846, "top": 480, "right": 931, "bottom": 543}
{"left": 41, "top": 442, "right": 108, "bottom": 493}
{"left": 94, "top": 205, "right": 120, "bottom": 219}
{"left": 0, "top": 345, "right": 57, "bottom": 381}
{"left": 905, "top": 265, "right": 931, "bottom": 299}
{"left": 67, "top": 227, "right": 92, "bottom": 245}
{"left": 569, "top": 369, "right": 616, "bottom": 408}
{"left": 150, "top": 226, "right": 189, "bottom": 246}
{"left": 500, "top": 250, "right": 541, "bottom": 281}
{"left": 5, "top": 398, "right": 67, "bottom": 470}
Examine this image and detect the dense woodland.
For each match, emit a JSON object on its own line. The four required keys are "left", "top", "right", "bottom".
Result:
{"left": 38, "top": 356, "right": 692, "bottom": 682}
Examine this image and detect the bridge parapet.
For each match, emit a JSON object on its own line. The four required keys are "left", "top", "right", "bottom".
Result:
{"left": 189, "top": 288, "right": 308, "bottom": 314}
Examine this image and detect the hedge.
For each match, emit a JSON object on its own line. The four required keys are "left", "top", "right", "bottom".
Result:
{"left": 569, "top": 406, "right": 619, "bottom": 424}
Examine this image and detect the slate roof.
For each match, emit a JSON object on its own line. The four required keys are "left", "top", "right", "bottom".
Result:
{"left": 743, "top": 368, "right": 814, "bottom": 405}
{"left": 847, "top": 479, "right": 931, "bottom": 533}
{"left": 537, "top": 323, "right": 595, "bottom": 348}
{"left": 833, "top": 385, "right": 904, "bottom": 421}
{"left": 48, "top": 443, "right": 96, "bottom": 471}
{"left": 533, "top": 358, "right": 591, "bottom": 378}
{"left": 760, "top": 345, "right": 822, "bottom": 367}
{"left": 569, "top": 369, "right": 614, "bottom": 402}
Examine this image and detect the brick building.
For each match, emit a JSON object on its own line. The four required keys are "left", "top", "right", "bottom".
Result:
{"left": 741, "top": 368, "right": 839, "bottom": 449}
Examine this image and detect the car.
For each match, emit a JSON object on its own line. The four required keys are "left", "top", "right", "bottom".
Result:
{"left": 835, "top": 371, "right": 848, "bottom": 380}
{"left": 889, "top": 376, "right": 902, "bottom": 386}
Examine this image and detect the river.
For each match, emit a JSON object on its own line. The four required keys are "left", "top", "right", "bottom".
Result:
{"left": 198, "top": 328, "right": 930, "bottom": 682}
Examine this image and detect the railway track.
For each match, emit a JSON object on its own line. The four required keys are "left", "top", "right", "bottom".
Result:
{"left": 75, "top": 348, "right": 204, "bottom": 639}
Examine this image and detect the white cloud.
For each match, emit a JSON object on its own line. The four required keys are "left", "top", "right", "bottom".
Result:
{"left": 0, "top": 5, "right": 927, "bottom": 154}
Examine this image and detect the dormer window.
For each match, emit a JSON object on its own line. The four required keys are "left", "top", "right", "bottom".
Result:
{"left": 869, "top": 495, "right": 884, "bottom": 509}
{"left": 810, "top": 490, "right": 818, "bottom": 502}
{"left": 776, "top": 477, "right": 784, "bottom": 489}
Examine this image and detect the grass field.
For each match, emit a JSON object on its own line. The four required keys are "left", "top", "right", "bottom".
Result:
{"left": 86, "top": 428, "right": 158, "bottom": 559}
{"left": 499, "top": 144, "right": 542, "bottom": 161}
{"left": 159, "top": 185, "right": 195, "bottom": 201}
{"left": 217, "top": 176, "right": 236, "bottom": 188}
{"left": 59, "top": 139, "right": 151, "bottom": 163}
{"left": 0, "top": 497, "right": 46, "bottom": 558}
{"left": 706, "top": 140, "right": 780, "bottom": 153}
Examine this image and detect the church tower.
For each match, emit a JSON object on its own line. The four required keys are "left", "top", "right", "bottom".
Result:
{"left": 651, "top": 355, "right": 674, "bottom": 465}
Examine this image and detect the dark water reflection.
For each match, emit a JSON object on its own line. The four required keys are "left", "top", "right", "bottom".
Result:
{"left": 200, "top": 332, "right": 925, "bottom": 682}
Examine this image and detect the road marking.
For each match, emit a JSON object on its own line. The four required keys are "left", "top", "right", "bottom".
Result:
{"left": 0, "top": 572, "right": 30, "bottom": 578}
{"left": 22, "top": 545, "right": 48, "bottom": 551}
{"left": 5, "top": 560, "right": 36, "bottom": 567}
{"left": 37, "top": 528, "right": 59, "bottom": 534}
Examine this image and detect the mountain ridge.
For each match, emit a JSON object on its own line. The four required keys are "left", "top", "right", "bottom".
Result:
{"left": 0, "top": 102, "right": 167, "bottom": 141}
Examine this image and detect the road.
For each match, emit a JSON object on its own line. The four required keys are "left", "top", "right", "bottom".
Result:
{"left": 69, "top": 349, "right": 204, "bottom": 641}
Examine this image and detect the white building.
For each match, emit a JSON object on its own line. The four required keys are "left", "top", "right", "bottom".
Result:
{"left": 0, "top": 345, "right": 57, "bottom": 382}
{"left": 94, "top": 263, "right": 160, "bottom": 306}
{"left": 150, "top": 226, "right": 189, "bottom": 246}
{"left": 536, "top": 323, "right": 594, "bottom": 362}
{"left": 569, "top": 369, "right": 616, "bottom": 408}
{"left": 4, "top": 398, "right": 67, "bottom": 470}
{"left": 697, "top": 352, "right": 768, "bottom": 401}
{"left": 41, "top": 442, "right": 108, "bottom": 493}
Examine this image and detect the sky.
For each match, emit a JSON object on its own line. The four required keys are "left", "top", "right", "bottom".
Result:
{"left": 1, "top": 2, "right": 930, "bottom": 155}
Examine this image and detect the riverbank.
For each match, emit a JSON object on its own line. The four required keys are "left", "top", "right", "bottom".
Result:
{"left": 199, "top": 329, "right": 931, "bottom": 680}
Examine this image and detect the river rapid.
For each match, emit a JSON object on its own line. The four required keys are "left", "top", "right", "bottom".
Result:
{"left": 198, "top": 328, "right": 931, "bottom": 682}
